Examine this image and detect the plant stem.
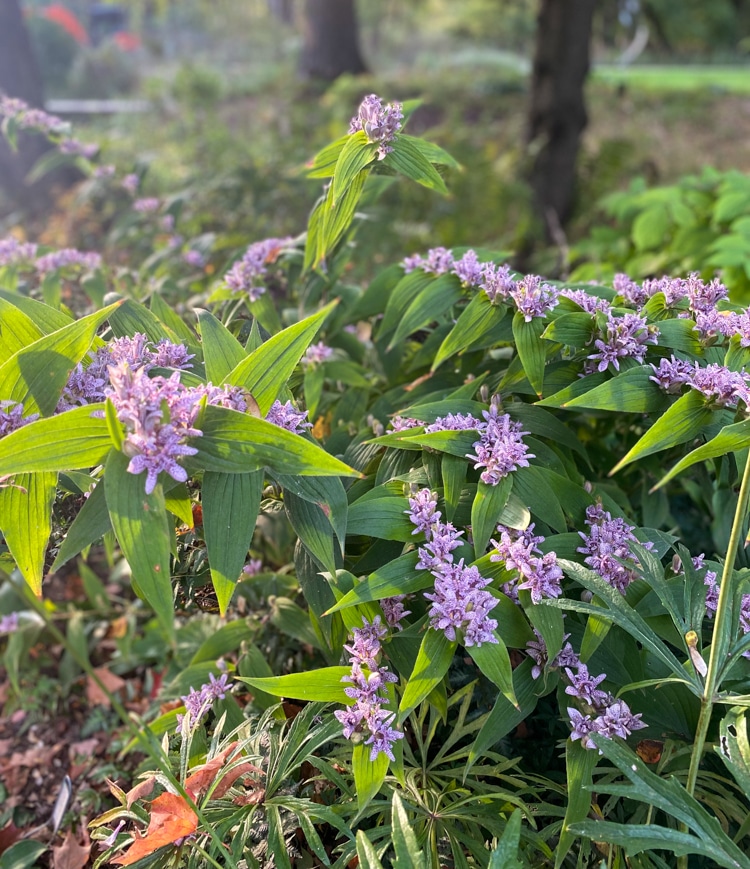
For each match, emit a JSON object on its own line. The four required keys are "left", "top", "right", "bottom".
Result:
{"left": 686, "top": 449, "right": 750, "bottom": 798}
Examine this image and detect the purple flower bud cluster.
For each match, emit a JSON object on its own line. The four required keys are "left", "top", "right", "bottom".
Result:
{"left": 586, "top": 312, "right": 658, "bottom": 373}
{"left": 466, "top": 400, "right": 535, "bottom": 486}
{"left": 560, "top": 288, "right": 612, "bottom": 314}
{"left": 35, "top": 248, "right": 102, "bottom": 275}
{"left": 509, "top": 275, "right": 560, "bottom": 322}
{"left": 424, "top": 412, "right": 481, "bottom": 433}
{"left": 198, "top": 384, "right": 249, "bottom": 413}
{"left": 59, "top": 137, "right": 99, "bottom": 159}
{"left": 0, "top": 612, "right": 19, "bottom": 633}
{"left": 406, "top": 487, "right": 499, "bottom": 646}
{"left": 452, "top": 250, "right": 483, "bottom": 287}
{"left": 0, "top": 401, "right": 39, "bottom": 438}
{"left": 183, "top": 249, "right": 206, "bottom": 269}
{"left": 176, "top": 672, "right": 231, "bottom": 731}
{"left": 303, "top": 342, "right": 334, "bottom": 365}
{"left": 334, "top": 617, "right": 403, "bottom": 761}
{"left": 224, "top": 237, "right": 292, "bottom": 301}
{"left": 133, "top": 197, "right": 161, "bottom": 214}
{"left": 525, "top": 629, "right": 579, "bottom": 680}
{"left": 490, "top": 523, "right": 563, "bottom": 604}
{"left": 649, "top": 356, "right": 695, "bottom": 393}
{"left": 480, "top": 263, "right": 516, "bottom": 304}
{"left": 265, "top": 399, "right": 311, "bottom": 434}
{"left": 121, "top": 173, "right": 140, "bottom": 195}
{"left": 0, "top": 94, "right": 69, "bottom": 136}
{"left": 381, "top": 595, "right": 411, "bottom": 630}
{"left": 577, "top": 504, "right": 652, "bottom": 594}
{"left": 348, "top": 94, "right": 403, "bottom": 160}
{"left": 0, "top": 236, "right": 38, "bottom": 268}
{"left": 402, "top": 246, "right": 455, "bottom": 276}
{"left": 690, "top": 363, "right": 750, "bottom": 409}
{"left": 242, "top": 559, "right": 263, "bottom": 577}
{"left": 701, "top": 563, "right": 750, "bottom": 659}
{"left": 389, "top": 415, "right": 420, "bottom": 432}
{"left": 93, "top": 164, "right": 115, "bottom": 179}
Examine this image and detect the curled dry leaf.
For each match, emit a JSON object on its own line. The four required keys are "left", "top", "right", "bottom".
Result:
{"left": 110, "top": 792, "right": 198, "bottom": 866}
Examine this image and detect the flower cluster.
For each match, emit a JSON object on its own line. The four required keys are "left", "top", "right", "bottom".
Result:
{"left": 424, "top": 412, "right": 480, "bottom": 432}
{"left": 303, "top": 341, "right": 334, "bottom": 365}
{"left": 265, "top": 399, "right": 311, "bottom": 434}
{"left": 0, "top": 401, "right": 39, "bottom": 438}
{"left": 0, "top": 236, "right": 38, "bottom": 268}
{"left": 0, "top": 94, "right": 69, "bottom": 135}
{"left": 35, "top": 248, "right": 102, "bottom": 275}
{"left": 0, "top": 612, "right": 19, "bottom": 634}
{"left": 701, "top": 561, "right": 750, "bottom": 658}
{"left": 402, "top": 246, "right": 455, "bottom": 276}
{"left": 467, "top": 400, "right": 535, "bottom": 486}
{"left": 480, "top": 262, "right": 517, "bottom": 304}
{"left": 381, "top": 595, "right": 411, "bottom": 630}
{"left": 525, "top": 629, "right": 579, "bottom": 680}
{"left": 510, "top": 274, "right": 560, "bottom": 322}
{"left": 177, "top": 672, "right": 231, "bottom": 731}
{"left": 224, "top": 236, "right": 293, "bottom": 301}
{"left": 133, "top": 197, "right": 161, "bottom": 214}
{"left": 334, "top": 617, "right": 403, "bottom": 761}
{"left": 586, "top": 311, "right": 658, "bottom": 373}
{"left": 650, "top": 358, "right": 750, "bottom": 408}
{"left": 577, "top": 503, "right": 652, "bottom": 593}
{"left": 560, "top": 288, "right": 612, "bottom": 314}
{"left": 348, "top": 94, "right": 403, "bottom": 160}
{"left": 406, "top": 487, "right": 498, "bottom": 646}
{"left": 490, "top": 523, "right": 563, "bottom": 604}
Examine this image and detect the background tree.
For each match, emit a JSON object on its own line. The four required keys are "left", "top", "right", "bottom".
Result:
{"left": 298, "top": 0, "right": 367, "bottom": 81}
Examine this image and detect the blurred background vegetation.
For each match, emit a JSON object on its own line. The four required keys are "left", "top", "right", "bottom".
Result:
{"left": 2, "top": 0, "right": 750, "bottom": 288}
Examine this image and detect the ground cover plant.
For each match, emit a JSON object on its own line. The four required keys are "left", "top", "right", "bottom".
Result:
{"left": 1, "top": 89, "right": 750, "bottom": 868}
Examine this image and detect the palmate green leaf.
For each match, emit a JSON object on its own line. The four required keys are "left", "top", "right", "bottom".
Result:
{"left": 324, "top": 552, "right": 426, "bottom": 614}
{"left": 383, "top": 135, "right": 449, "bottom": 195}
{"left": 610, "top": 390, "right": 713, "bottom": 474}
{"left": 50, "top": 479, "right": 110, "bottom": 571}
{"left": 226, "top": 301, "right": 336, "bottom": 414}
{"left": 331, "top": 131, "right": 377, "bottom": 205}
{"left": 353, "top": 742, "right": 390, "bottom": 812}
{"left": 653, "top": 417, "right": 750, "bottom": 490}
{"left": 202, "top": 470, "right": 262, "bottom": 615}
{"left": 187, "top": 405, "right": 358, "bottom": 477}
{"left": 471, "top": 478, "right": 512, "bottom": 558}
{"left": 386, "top": 272, "right": 463, "bottom": 350}
{"left": 0, "top": 404, "right": 112, "bottom": 475}
{"left": 196, "top": 308, "right": 246, "bottom": 383}
{"left": 555, "top": 740, "right": 600, "bottom": 869}
{"left": 512, "top": 312, "right": 547, "bottom": 397}
{"left": 285, "top": 490, "right": 337, "bottom": 577}
{"left": 0, "top": 289, "right": 72, "bottom": 333}
{"left": 0, "top": 302, "right": 118, "bottom": 415}
{"left": 399, "top": 629, "right": 457, "bottom": 718}
{"left": 432, "top": 292, "right": 506, "bottom": 370}
{"left": 562, "top": 365, "right": 668, "bottom": 413}
{"left": 0, "top": 297, "right": 43, "bottom": 364}
{"left": 467, "top": 632, "right": 517, "bottom": 707}
{"left": 0, "top": 472, "right": 56, "bottom": 596}
{"left": 236, "top": 667, "right": 352, "bottom": 703}
{"left": 348, "top": 489, "right": 414, "bottom": 541}
{"left": 392, "top": 792, "right": 427, "bottom": 869}
{"left": 104, "top": 451, "right": 174, "bottom": 641}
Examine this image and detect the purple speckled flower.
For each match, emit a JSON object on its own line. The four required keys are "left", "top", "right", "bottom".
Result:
{"left": 242, "top": 559, "right": 264, "bottom": 577}
{"left": 0, "top": 612, "right": 19, "bottom": 633}
{"left": 121, "top": 173, "right": 140, "bottom": 195}
{"left": 424, "top": 412, "right": 481, "bottom": 433}
{"left": 133, "top": 197, "right": 161, "bottom": 214}
{"left": 480, "top": 262, "right": 516, "bottom": 304}
{"left": 690, "top": 363, "right": 750, "bottom": 408}
{"left": 183, "top": 249, "right": 206, "bottom": 269}
{"left": 390, "top": 415, "right": 420, "bottom": 431}
{"left": 265, "top": 399, "right": 311, "bottom": 434}
{"left": 177, "top": 672, "right": 232, "bottom": 731}
{"left": 224, "top": 237, "right": 292, "bottom": 301}
{"left": 303, "top": 341, "right": 333, "bottom": 365}
{"left": 0, "top": 236, "right": 38, "bottom": 268}
{"left": 152, "top": 339, "right": 195, "bottom": 371}
{"left": 560, "top": 288, "right": 612, "bottom": 314}
{"left": 94, "top": 165, "right": 115, "bottom": 179}
{"left": 587, "top": 312, "right": 658, "bottom": 373}
{"left": 36, "top": 248, "right": 101, "bottom": 275}
{"left": 684, "top": 273, "right": 728, "bottom": 314}
{"left": 381, "top": 595, "right": 411, "bottom": 630}
{"left": 200, "top": 383, "right": 249, "bottom": 413}
{"left": 0, "top": 96, "right": 69, "bottom": 136}
{"left": 467, "top": 401, "right": 534, "bottom": 486}
{"left": 59, "top": 138, "right": 99, "bottom": 159}
{"left": 0, "top": 401, "right": 39, "bottom": 437}
{"left": 692, "top": 308, "right": 732, "bottom": 341}
{"left": 348, "top": 94, "right": 403, "bottom": 160}
{"left": 564, "top": 663, "right": 611, "bottom": 708}
{"left": 577, "top": 503, "right": 652, "bottom": 594}
{"left": 649, "top": 355, "right": 694, "bottom": 393}
{"left": 726, "top": 310, "right": 750, "bottom": 347}
{"left": 509, "top": 274, "right": 559, "bottom": 321}
{"left": 490, "top": 524, "right": 562, "bottom": 604}
{"left": 613, "top": 273, "right": 648, "bottom": 307}
{"left": 405, "top": 487, "right": 440, "bottom": 536}
{"left": 402, "top": 246, "right": 455, "bottom": 276}
{"left": 452, "top": 250, "right": 483, "bottom": 287}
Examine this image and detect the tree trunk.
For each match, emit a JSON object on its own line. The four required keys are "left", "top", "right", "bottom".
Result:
{"left": 525, "top": 0, "right": 596, "bottom": 235}
{"left": 268, "top": 0, "right": 294, "bottom": 25}
{"left": 0, "top": 0, "right": 74, "bottom": 213}
{"left": 298, "top": 0, "right": 367, "bottom": 81}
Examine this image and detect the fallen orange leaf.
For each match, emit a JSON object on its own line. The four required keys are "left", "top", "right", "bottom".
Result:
{"left": 111, "top": 792, "right": 198, "bottom": 866}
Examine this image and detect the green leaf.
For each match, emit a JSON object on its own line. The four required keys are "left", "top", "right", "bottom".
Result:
{"left": 716, "top": 706, "right": 750, "bottom": 798}
{"left": 610, "top": 390, "right": 713, "bottom": 474}
{"left": 0, "top": 840, "right": 48, "bottom": 869}
{"left": 286, "top": 490, "right": 337, "bottom": 577}
{"left": 108, "top": 298, "right": 173, "bottom": 343}
{"left": 399, "top": 629, "right": 457, "bottom": 718}
{"left": 398, "top": 428, "right": 478, "bottom": 458}
{"left": 384, "top": 135, "right": 449, "bottom": 194}
{"left": 190, "top": 620, "right": 255, "bottom": 665}
{"left": 267, "top": 804, "right": 293, "bottom": 869}
{"left": 164, "top": 482, "right": 193, "bottom": 526}
{"left": 441, "top": 453, "right": 466, "bottom": 523}
{"left": 471, "top": 478, "right": 512, "bottom": 558}
{"left": 270, "top": 596, "right": 325, "bottom": 651}
{"left": 467, "top": 632, "right": 517, "bottom": 707}
{"left": 104, "top": 451, "right": 174, "bottom": 641}
{"left": 0, "top": 472, "right": 56, "bottom": 595}
{"left": 432, "top": 292, "right": 505, "bottom": 370}
{"left": 315, "top": 168, "right": 368, "bottom": 268}
{"left": 274, "top": 473, "right": 348, "bottom": 550}
{"left": 562, "top": 366, "right": 668, "bottom": 413}
{"left": 378, "top": 270, "right": 435, "bottom": 338}
{"left": 196, "top": 308, "right": 247, "bottom": 384}
{"left": 348, "top": 489, "right": 414, "bottom": 542}
{"left": 398, "top": 134, "right": 461, "bottom": 170}
{"left": 331, "top": 131, "right": 378, "bottom": 205}
{"left": 187, "top": 405, "right": 358, "bottom": 477}
{"left": 512, "top": 312, "right": 547, "bottom": 396}
{"left": 0, "top": 302, "right": 118, "bottom": 415}
{"left": 0, "top": 405, "right": 112, "bottom": 475}
{"left": 555, "top": 740, "right": 600, "bottom": 868}
{"left": 0, "top": 289, "right": 72, "bottom": 333}
{"left": 540, "top": 312, "right": 595, "bottom": 347}
{"left": 657, "top": 318, "right": 705, "bottom": 354}
{"left": 51, "top": 479, "right": 110, "bottom": 571}
{"left": 0, "top": 296, "right": 44, "bottom": 364}
{"left": 353, "top": 742, "right": 390, "bottom": 812}
{"left": 356, "top": 831, "right": 385, "bottom": 869}
{"left": 236, "top": 667, "right": 352, "bottom": 702}
{"left": 226, "top": 301, "right": 336, "bottom": 414}
{"left": 489, "top": 809, "right": 523, "bottom": 869}
{"left": 387, "top": 273, "right": 462, "bottom": 350}
{"left": 632, "top": 203, "right": 671, "bottom": 252}
{"left": 324, "top": 552, "right": 427, "bottom": 614}
{"left": 392, "top": 792, "right": 426, "bottom": 869}
{"left": 202, "top": 471, "right": 262, "bottom": 615}
{"left": 306, "top": 134, "right": 348, "bottom": 179}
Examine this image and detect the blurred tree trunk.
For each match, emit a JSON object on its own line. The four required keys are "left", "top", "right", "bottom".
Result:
{"left": 525, "top": 0, "right": 596, "bottom": 237}
{"left": 268, "top": 0, "right": 294, "bottom": 25}
{"left": 299, "top": 0, "right": 367, "bottom": 81}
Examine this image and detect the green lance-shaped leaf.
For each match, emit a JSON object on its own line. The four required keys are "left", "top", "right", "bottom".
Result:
{"left": 399, "top": 134, "right": 461, "bottom": 170}
{"left": 0, "top": 472, "right": 56, "bottom": 596}
{"left": 202, "top": 470, "right": 262, "bottom": 615}
{"left": 383, "top": 135, "right": 449, "bottom": 195}
{"left": 0, "top": 288, "right": 73, "bottom": 333}
{"left": 656, "top": 317, "right": 705, "bottom": 355}
{"left": 717, "top": 706, "right": 750, "bottom": 799}
{"left": 467, "top": 632, "right": 517, "bottom": 708}
{"left": 441, "top": 453, "right": 466, "bottom": 523}
{"left": 324, "top": 552, "right": 427, "bottom": 614}
{"left": 399, "top": 629, "right": 457, "bottom": 719}
{"left": 471, "top": 477, "right": 512, "bottom": 558}
{"left": 331, "top": 131, "right": 378, "bottom": 205}
{"left": 226, "top": 301, "right": 336, "bottom": 414}
{"left": 356, "top": 831, "right": 386, "bottom": 869}
{"left": 313, "top": 168, "right": 368, "bottom": 268}
{"left": 0, "top": 302, "right": 119, "bottom": 416}
{"left": 512, "top": 312, "right": 547, "bottom": 397}
{"left": 104, "top": 451, "right": 175, "bottom": 641}
{"left": 0, "top": 296, "right": 44, "bottom": 365}
{"left": 348, "top": 489, "right": 415, "bottom": 542}
{"left": 236, "top": 667, "right": 353, "bottom": 703}
{"left": 392, "top": 792, "right": 427, "bottom": 869}
{"left": 386, "top": 273, "right": 462, "bottom": 350}
{"left": 108, "top": 298, "right": 173, "bottom": 343}
{"left": 378, "top": 269, "right": 435, "bottom": 338}
{"left": 562, "top": 365, "right": 669, "bottom": 413}
{"left": 51, "top": 478, "right": 111, "bottom": 571}
{"left": 150, "top": 292, "right": 201, "bottom": 354}
{"left": 610, "top": 390, "right": 713, "bottom": 475}
{"left": 432, "top": 292, "right": 505, "bottom": 370}
{"left": 399, "top": 428, "right": 478, "bottom": 458}
{"left": 187, "top": 405, "right": 358, "bottom": 477}
{"left": 163, "top": 482, "right": 193, "bottom": 526}
{"left": 274, "top": 473, "right": 348, "bottom": 551}
{"left": 654, "top": 417, "right": 750, "bottom": 490}
{"left": 488, "top": 809, "right": 523, "bottom": 869}
{"left": 540, "top": 311, "right": 595, "bottom": 348}
{"left": 353, "top": 742, "right": 390, "bottom": 813}
{"left": 555, "top": 741, "right": 601, "bottom": 869}
{"left": 285, "top": 489, "right": 337, "bottom": 577}
{"left": 306, "top": 134, "right": 349, "bottom": 179}
{"left": 0, "top": 404, "right": 112, "bottom": 475}
{"left": 536, "top": 370, "right": 609, "bottom": 408}
{"left": 196, "top": 308, "right": 247, "bottom": 384}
